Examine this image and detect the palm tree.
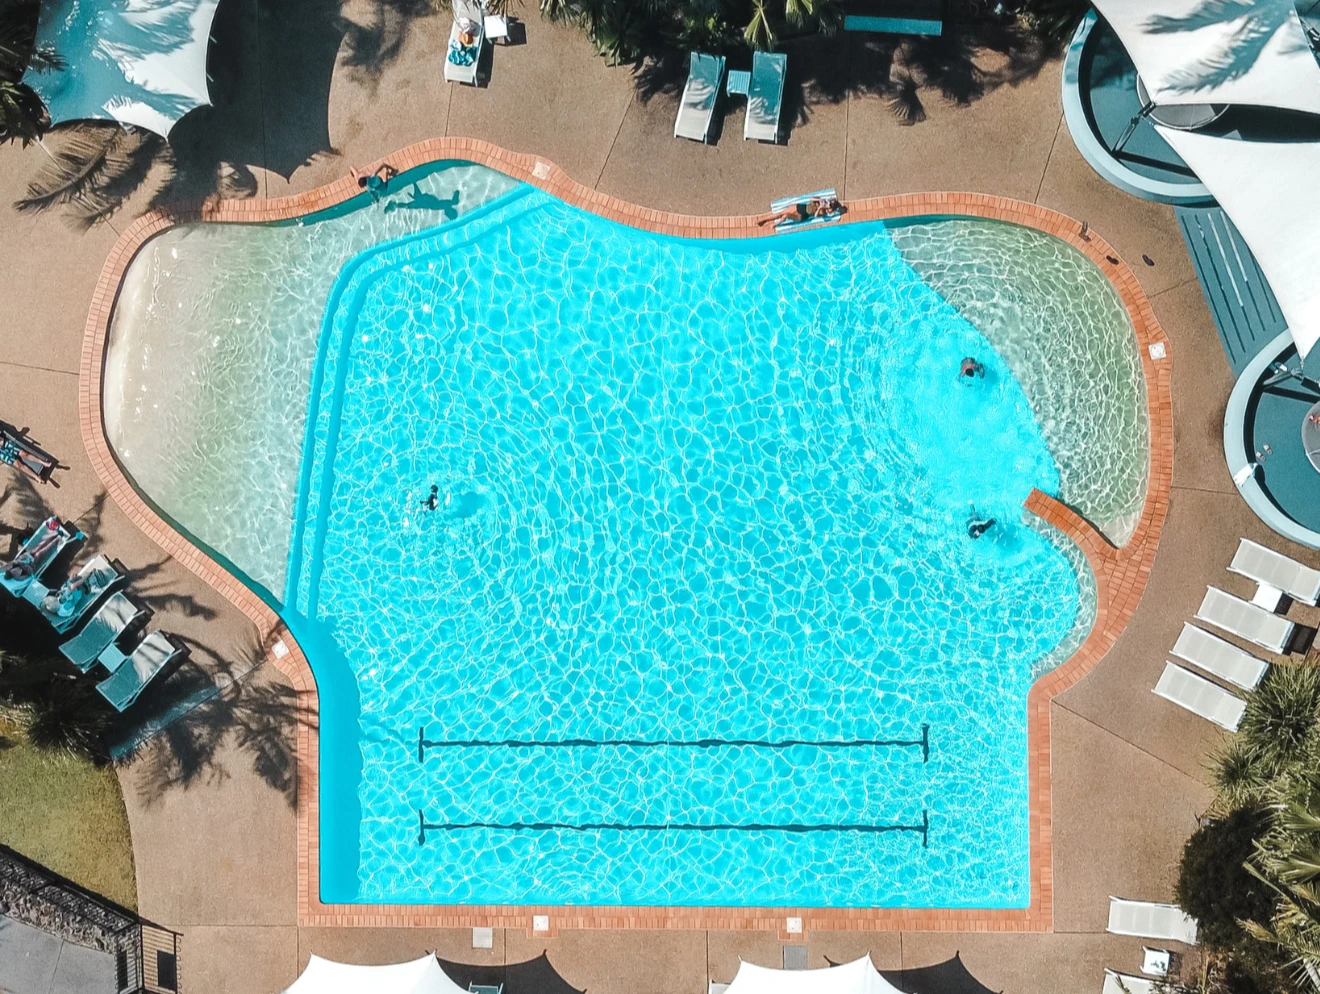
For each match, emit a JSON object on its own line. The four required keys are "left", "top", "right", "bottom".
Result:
{"left": 1245, "top": 795, "right": 1320, "bottom": 991}
{"left": 0, "top": 0, "right": 56, "bottom": 143}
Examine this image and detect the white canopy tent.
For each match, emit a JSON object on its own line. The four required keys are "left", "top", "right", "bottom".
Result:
{"left": 22, "top": 0, "right": 220, "bottom": 137}
{"left": 725, "top": 956, "right": 909, "bottom": 994}
{"left": 1156, "top": 126, "right": 1320, "bottom": 360}
{"left": 1090, "top": 0, "right": 1320, "bottom": 116}
{"left": 282, "top": 954, "right": 470, "bottom": 994}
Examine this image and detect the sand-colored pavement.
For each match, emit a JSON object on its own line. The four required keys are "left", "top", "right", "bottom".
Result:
{"left": 2, "top": 8, "right": 1316, "bottom": 993}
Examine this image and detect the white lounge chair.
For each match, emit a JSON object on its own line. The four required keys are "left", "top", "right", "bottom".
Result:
{"left": 1102, "top": 969, "right": 1158, "bottom": 994}
{"left": 1, "top": 517, "right": 78, "bottom": 597}
{"left": 1153, "top": 662, "right": 1246, "bottom": 731}
{"left": 1229, "top": 538, "right": 1320, "bottom": 607}
{"left": 1107, "top": 897, "right": 1199, "bottom": 945}
{"left": 444, "top": 0, "right": 485, "bottom": 85}
{"left": 96, "top": 631, "right": 187, "bottom": 712}
{"left": 674, "top": 52, "right": 725, "bottom": 142}
{"left": 1196, "top": 586, "right": 1295, "bottom": 654}
{"left": 23, "top": 555, "right": 126, "bottom": 634}
{"left": 58, "top": 592, "right": 150, "bottom": 673}
{"left": 1170, "top": 622, "right": 1269, "bottom": 691}
{"left": 745, "top": 51, "right": 786, "bottom": 143}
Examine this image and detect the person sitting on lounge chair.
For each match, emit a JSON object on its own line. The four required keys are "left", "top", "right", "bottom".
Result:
{"left": 3, "top": 522, "right": 62, "bottom": 581}
{"left": 759, "top": 195, "right": 842, "bottom": 227}
{"left": 41, "top": 568, "right": 105, "bottom": 619}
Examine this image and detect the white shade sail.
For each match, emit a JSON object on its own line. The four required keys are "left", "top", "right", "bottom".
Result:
{"left": 283, "top": 954, "right": 469, "bottom": 994}
{"left": 1156, "top": 126, "right": 1320, "bottom": 360}
{"left": 22, "top": 0, "right": 219, "bottom": 137}
{"left": 1091, "top": 0, "right": 1320, "bottom": 116}
{"left": 726, "top": 956, "right": 908, "bottom": 994}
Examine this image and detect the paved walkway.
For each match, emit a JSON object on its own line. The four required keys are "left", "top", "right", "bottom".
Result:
{"left": 0, "top": 917, "right": 116, "bottom": 994}
{"left": 1, "top": 8, "right": 1316, "bottom": 994}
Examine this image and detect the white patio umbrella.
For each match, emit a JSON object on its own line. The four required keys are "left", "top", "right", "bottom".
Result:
{"left": 282, "top": 954, "right": 470, "bottom": 994}
{"left": 21, "top": 0, "right": 220, "bottom": 138}
{"left": 725, "top": 955, "right": 909, "bottom": 994}
{"left": 1155, "top": 126, "right": 1320, "bottom": 361}
{"left": 1091, "top": 0, "right": 1320, "bottom": 116}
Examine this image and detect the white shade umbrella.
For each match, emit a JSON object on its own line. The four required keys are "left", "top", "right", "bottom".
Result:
{"left": 725, "top": 956, "right": 908, "bottom": 994}
{"left": 1091, "top": 0, "right": 1320, "bottom": 116}
{"left": 283, "top": 954, "right": 470, "bottom": 994}
{"left": 1155, "top": 126, "right": 1320, "bottom": 360}
{"left": 22, "top": 0, "right": 220, "bottom": 137}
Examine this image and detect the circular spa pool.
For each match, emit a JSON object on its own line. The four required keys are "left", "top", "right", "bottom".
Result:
{"left": 1062, "top": 12, "right": 1213, "bottom": 205}
{"left": 1226, "top": 333, "right": 1320, "bottom": 549}
{"left": 101, "top": 161, "right": 1149, "bottom": 909}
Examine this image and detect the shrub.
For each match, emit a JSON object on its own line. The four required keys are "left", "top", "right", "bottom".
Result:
{"left": 1177, "top": 808, "right": 1277, "bottom": 950}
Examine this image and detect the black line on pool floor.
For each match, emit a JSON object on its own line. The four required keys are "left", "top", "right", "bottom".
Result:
{"left": 417, "top": 723, "right": 931, "bottom": 763}
{"left": 416, "top": 809, "right": 930, "bottom": 848}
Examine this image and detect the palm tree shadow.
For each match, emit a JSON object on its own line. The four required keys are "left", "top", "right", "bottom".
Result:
{"left": 127, "top": 626, "right": 313, "bottom": 808}
{"left": 1142, "top": 0, "right": 1304, "bottom": 96}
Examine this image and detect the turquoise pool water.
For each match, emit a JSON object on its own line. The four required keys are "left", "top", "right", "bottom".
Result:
{"left": 287, "top": 185, "right": 1087, "bottom": 907}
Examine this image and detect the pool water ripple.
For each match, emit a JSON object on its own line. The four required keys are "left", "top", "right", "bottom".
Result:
{"left": 289, "top": 188, "right": 1090, "bottom": 907}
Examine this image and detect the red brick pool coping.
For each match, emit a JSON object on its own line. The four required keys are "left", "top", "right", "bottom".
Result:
{"left": 79, "top": 137, "right": 1172, "bottom": 935}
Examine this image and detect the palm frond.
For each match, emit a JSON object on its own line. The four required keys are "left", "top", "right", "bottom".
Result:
{"left": 15, "top": 124, "right": 159, "bottom": 229}
{"left": 744, "top": 0, "right": 776, "bottom": 49}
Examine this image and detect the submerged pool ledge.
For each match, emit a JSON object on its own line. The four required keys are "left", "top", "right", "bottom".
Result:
{"left": 81, "top": 137, "right": 1174, "bottom": 935}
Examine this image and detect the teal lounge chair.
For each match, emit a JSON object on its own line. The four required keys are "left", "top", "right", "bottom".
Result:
{"left": 745, "top": 51, "right": 786, "bottom": 143}
{"left": 96, "top": 631, "right": 188, "bottom": 712}
{"left": 1, "top": 517, "right": 79, "bottom": 597}
{"left": 58, "top": 592, "right": 150, "bottom": 673}
{"left": 675, "top": 52, "right": 726, "bottom": 142}
{"left": 23, "top": 554, "right": 126, "bottom": 634}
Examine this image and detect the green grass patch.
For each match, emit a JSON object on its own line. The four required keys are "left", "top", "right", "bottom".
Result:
{"left": 0, "top": 719, "right": 137, "bottom": 909}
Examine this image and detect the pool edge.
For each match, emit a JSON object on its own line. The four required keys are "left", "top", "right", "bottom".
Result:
{"left": 78, "top": 136, "right": 1174, "bottom": 936}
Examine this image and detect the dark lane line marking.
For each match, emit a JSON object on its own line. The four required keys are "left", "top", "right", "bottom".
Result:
{"left": 417, "top": 809, "right": 930, "bottom": 847}
{"left": 417, "top": 723, "right": 931, "bottom": 763}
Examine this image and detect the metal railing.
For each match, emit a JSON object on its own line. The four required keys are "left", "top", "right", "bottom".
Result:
{"left": 0, "top": 844, "right": 181, "bottom": 993}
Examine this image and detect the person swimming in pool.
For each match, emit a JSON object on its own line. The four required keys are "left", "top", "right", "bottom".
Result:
{"left": 960, "top": 357, "right": 984, "bottom": 380}
{"left": 422, "top": 485, "right": 439, "bottom": 511}
{"left": 967, "top": 515, "right": 996, "bottom": 540}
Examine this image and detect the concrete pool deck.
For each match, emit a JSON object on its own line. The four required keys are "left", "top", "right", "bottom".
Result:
{"left": 1, "top": 9, "right": 1317, "bottom": 993}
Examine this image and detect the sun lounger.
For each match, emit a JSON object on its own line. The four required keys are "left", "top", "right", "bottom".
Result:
{"left": 1107, "top": 897, "right": 1199, "bottom": 945}
{"left": 770, "top": 188, "right": 843, "bottom": 232}
{"left": 22, "top": 555, "right": 126, "bottom": 634}
{"left": 58, "top": 592, "right": 150, "bottom": 673}
{"left": 0, "top": 429, "right": 55, "bottom": 483}
{"left": 674, "top": 52, "right": 726, "bottom": 142}
{"left": 1229, "top": 538, "right": 1320, "bottom": 607}
{"left": 1153, "top": 661, "right": 1246, "bottom": 731}
{"left": 1, "top": 517, "right": 79, "bottom": 597}
{"left": 96, "top": 631, "right": 188, "bottom": 712}
{"left": 745, "top": 51, "right": 786, "bottom": 142}
{"left": 1170, "top": 622, "right": 1269, "bottom": 691}
{"left": 1102, "top": 970, "right": 1158, "bottom": 994}
{"left": 1196, "top": 586, "right": 1295, "bottom": 654}
{"left": 444, "top": 0, "right": 485, "bottom": 85}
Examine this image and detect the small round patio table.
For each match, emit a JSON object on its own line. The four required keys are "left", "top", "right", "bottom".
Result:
{"left": 1304, "top": 400, "right": 1320, "bottom": 473}
{"left": 1136, "top": 76, "right": 1229, "bottom": 130}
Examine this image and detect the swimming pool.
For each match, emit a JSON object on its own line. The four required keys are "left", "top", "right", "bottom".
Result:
{"left": 103, "top": 161, "right": 1147, "bottom": 909}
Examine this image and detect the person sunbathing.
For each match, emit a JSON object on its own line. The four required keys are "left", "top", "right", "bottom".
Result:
{"left": 759, "top": 195, "right": 843, "bottom": 226}
{"left": 3, "top": 523, "right": 62, "bottom": 581}
{"left": 0, "top": 433, "right": 53, "bottom": 482}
